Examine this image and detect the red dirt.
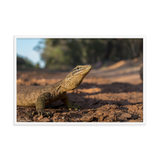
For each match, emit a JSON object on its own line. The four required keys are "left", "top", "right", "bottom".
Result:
{"left": 17, "top": 58, "right": 143, "bottom": 122}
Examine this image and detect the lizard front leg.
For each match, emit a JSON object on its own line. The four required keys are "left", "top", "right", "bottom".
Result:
{"left": 35, "top": 92, "right": 51, "bottom": 116}
{"left": 61, "top": 94, "right": 80, "bottom": 110}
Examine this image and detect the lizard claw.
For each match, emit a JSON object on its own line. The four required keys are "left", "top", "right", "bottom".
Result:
{"left": 67, "top": 103, "right": 81, "bottom": 111}
{"left": 36, "top": 110, "right": 51, "bottom": 117}
{"left": 45, "top": 112, "right": 51, "bottom": 116}
{"left": 32, "top": 111, "right": 36, "bottom": 116}
{"left": 38, "top": 111, "right": 43, "bottom": 116}
{"left": 32, "top": 111, "right": 51, "bottom": 117}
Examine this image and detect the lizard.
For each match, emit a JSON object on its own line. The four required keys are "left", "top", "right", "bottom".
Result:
{"left": 17, "top": 65, "right": 92, "bottom": 116}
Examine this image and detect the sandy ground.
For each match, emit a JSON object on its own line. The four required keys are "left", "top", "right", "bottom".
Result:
{"left": 17, "top": 58, "right": 143, "bottom": 122}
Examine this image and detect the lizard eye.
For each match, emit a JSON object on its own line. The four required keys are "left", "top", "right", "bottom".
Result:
{"left": 77, "top": 67, "right": 79, "bottom": 69}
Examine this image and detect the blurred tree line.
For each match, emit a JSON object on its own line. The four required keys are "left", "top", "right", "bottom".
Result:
{"left": 34, "top": 38, "right": 143, "bottom": 70}
{"left": 17, "top": 54, "right": 40, "bottom": 70}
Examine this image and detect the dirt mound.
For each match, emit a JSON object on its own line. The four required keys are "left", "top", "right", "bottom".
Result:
{"left": 101, "top": 58, "right": 141, "bottom": 71}
{"left": 106, "top": 60, "right": 126, "bottom": 70}
{"left": 140, "top": 65, "right": 143, "bottom": 81}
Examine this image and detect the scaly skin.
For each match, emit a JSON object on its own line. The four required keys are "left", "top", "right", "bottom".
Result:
{"left": 17, "top": 65, "right": 92, "bottom": 115}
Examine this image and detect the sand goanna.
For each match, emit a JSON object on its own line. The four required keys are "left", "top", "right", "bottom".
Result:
{"left": 17, "top": 65, "right": 92, "bottom": 115}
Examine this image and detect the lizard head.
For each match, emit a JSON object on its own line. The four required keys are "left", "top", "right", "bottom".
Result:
{"left": 63, "top": 65, "right": 92, "bottom": 91}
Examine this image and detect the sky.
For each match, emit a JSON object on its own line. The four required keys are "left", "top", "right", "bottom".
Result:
{"left": 17, "top": 38, "right": 45, "bottom": 68}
